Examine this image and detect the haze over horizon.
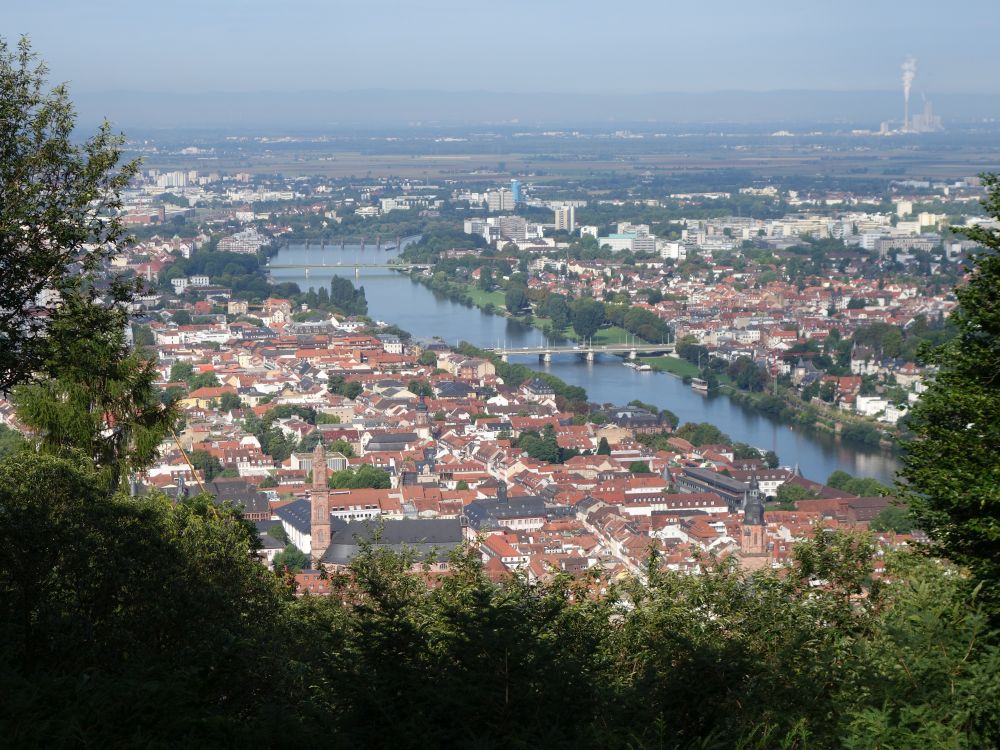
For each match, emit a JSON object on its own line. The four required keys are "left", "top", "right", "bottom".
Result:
{"left": 7, "top": 0, "right": 998, "bottom": 96}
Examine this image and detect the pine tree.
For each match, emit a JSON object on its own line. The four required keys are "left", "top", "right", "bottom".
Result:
{"left": 902, "top": 173, "right": 1000, "bottom": 615}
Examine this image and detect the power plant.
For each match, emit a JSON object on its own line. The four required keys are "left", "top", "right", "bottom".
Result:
{"left": 880, "top": 56, "right": 943, "bottom": 134}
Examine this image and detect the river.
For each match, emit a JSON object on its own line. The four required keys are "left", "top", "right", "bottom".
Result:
{"left": 267, "top": 242, "right": 901, "bottom": 486}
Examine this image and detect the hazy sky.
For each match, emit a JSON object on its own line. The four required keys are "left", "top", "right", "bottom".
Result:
{"left": 6, "top": 0, "right": 999, "bottom": 94}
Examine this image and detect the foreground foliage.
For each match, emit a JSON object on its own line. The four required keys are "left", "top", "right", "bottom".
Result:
{"left": 0, "top": 37, "right": 137, "bottom": 391}
{"left": 0, "top": 449, "right": 997, "bottom": 749}
{"left": 902, "top": 174, "right": 1000, "bottom": 616}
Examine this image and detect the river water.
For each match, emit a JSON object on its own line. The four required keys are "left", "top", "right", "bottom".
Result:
{"left": 267, "top": 242, "right": 900, "bottom": 485}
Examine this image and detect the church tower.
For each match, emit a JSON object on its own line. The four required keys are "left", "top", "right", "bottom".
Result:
{"left": 310, "top": 442, "right": 331, "bottom": 564}
{"left": 414, "top": 396, "right": 431, "bottom": 439}
{"left": 741, "top": 476, "right": 768, "bottom": 557}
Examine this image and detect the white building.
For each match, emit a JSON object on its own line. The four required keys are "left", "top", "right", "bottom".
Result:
{"left": 487, "top": 189, "right": 515, "bottom": 213}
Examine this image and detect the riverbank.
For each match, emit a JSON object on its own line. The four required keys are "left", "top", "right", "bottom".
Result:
{"left": 410, "top": 271, "right": 649, "bottom": 346}
{"left": 267, "top": 247, "right": 899, "bottom": 482}
{"left": 409, "top": 270, "right": 897, "bottom": 453}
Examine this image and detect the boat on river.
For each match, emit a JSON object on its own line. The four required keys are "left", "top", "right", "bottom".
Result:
{"left": 691, "top": 377, "right": 709, "bottom": 393}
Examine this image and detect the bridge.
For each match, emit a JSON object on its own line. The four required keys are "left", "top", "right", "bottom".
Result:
{"left": 488, "top": 340, "right": 674, "bottom": 363}
{"left": 265, "top": 262, "right": 431, "bottom": 278}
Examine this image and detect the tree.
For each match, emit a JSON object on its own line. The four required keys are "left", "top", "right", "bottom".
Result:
{"left": 597, "top": 437, "right": 611, "bottom": 455}
{"left": 516, "top": 427, "right": 561, "bottom": 464}
{"left": 675, "top": 422, "right": 730, "bottom": 447}
{"left": 330, "top": 276, "right": 367, "bottom": 316}
{"left": 827, "top": 470, "right": 854, "bottom": 490}
{"left": 543, "top": 293, "right": 572, "bottom": 331}
{"left": 189, "top": 450, "right": 223, "bottom": 482}
{"left": 870, "top": 505, "right": 914, "bottom": 534}
{"left": 764, "top": 450, "right": 780, "bottom": 469}
{"left": 328, "top": 439, "right": 355, "bottom": 458}
{"left": 571, "top": 298, "right": 605, "bottom": 340}
{"left": 775, "top": 482, "right": 815, "bottom": 508}
{"left": 189, "top": 372, "right": 221, "bottom": 390}
{"left": 455, "top": 480, "right": 469, "bottom": 491}
{"left": 12, "top": 292, "right": 175, "bottom": 491}
{"left": 903, "top": 173, "right": 1000, "bottom": 614}
{"left": 732, "top": 443, "right": 762, "bottom": 460}
{"left": 417, "top": 350, "right": 438, "bottom": 366}
{"left": 629, "top": 461, "right": 652, "bottom": 474}
{"left": 169, "top": 361, "right": 195, "bottom": 383}
{"left": 298, "top": 432, "right": 323, "bottom": 452}
{"left": 505, "top": 285, "right": 528, "bottom": 315}
{"left": 132, "top": 324, "right": 155, "bottom": 348}
{"left": 407, "top": 379, "right": 433, "bottom": 398}
{"left": 329, "top": 464, "right": 392, "bottom": 490}
{"left": 273, "top": 544, "right": 309, "bottom": 573}
{"left": 219, "top": 392, "right": 243, "bottom": 411}
{"left": 0, "top": 424, "right": 25, "bottom": 461}
{"left": 0, "top": 38, "right": 138, "bottom": 392}
{"left": 0, "top": 450, "right": 292, "bottom": 744}
{"left": 477, "top": 267, "right": 493, "bottom": 291}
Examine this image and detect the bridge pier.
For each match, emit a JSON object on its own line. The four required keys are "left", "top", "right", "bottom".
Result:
{"left": 629, "top": 349, "right": 637, "bottom": 360}
{"left": 501, "top": 354, "right": 509, "bottom": 363}
{"left": 586, "top": 350, "right": 595, "bottom": 362}
{"left": 355, "top": 267, "right": 360, "bottom": 278}
{"left": 540, "top": 352, "right": 552, "bottom": 363}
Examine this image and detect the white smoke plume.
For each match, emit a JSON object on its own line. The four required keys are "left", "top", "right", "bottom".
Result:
{"left": 901, "top": 56, "right": 917, "bottom": 103}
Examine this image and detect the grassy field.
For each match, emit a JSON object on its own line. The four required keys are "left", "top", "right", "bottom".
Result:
{"left": 464, "top": 285, "right": 507, "bottom": 308}
{"left": 645, "top": 355, "right": 701, "bottom": 378}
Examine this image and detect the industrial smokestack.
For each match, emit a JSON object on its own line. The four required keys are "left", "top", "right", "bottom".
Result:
{"left": 901, "top": 56, "right": 917, "bottom": 131}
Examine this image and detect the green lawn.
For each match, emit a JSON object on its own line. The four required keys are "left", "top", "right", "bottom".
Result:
{"left": 463, "top": 285, "right": 508, "bottom": 308}
{"left": 645, "top": 355, "right": 700, "bottom": 378}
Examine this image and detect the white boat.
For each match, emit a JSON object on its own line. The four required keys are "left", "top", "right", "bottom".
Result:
{"left": 623, "top": 361, "right": 638, "bottom": 369}
{"left": 636, "top": 363, "right": 652, "bottom": 372}
{"left": 691, "top": 377, "right": 709, "bottom": 393}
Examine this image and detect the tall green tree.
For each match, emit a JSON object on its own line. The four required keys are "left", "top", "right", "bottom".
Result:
{"left": 902, "top": 173, "right": 1000, "bottom": 615}
{"left": 0, "top": 37, "right": 138, "bottom": 391}
{"left": 505, "top": 285, "right": 529, "bottom": 315}
{"left": 12, "top": 291, "right": 175, "bottom": 490}
{"left": 572, "top": 297, "right": 605, "bottom": 340}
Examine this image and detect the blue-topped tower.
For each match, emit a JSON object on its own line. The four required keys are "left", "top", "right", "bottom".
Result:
{"left": 510, "top": 179, "right": 522, "bottom": 205}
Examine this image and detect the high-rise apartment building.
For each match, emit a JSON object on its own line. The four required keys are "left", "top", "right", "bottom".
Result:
{"left": 487, "top": 188, "right": 514, "bottom": 212}
{"left": 554, "top": 205, "right": 576, "bottom": 233}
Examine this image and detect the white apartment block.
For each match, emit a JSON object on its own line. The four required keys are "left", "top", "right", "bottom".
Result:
{"left": 553, "top": 205, "right": 576, "bottom": 233}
